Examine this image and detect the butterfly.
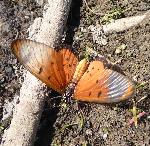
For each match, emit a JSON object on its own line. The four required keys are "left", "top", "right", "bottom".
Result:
{"left": 11, "top": 39, "right": 135, "bottom": 103}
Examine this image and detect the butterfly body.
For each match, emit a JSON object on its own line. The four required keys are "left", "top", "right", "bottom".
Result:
{"left": 72, "top": 59, "right": 89, "bottom": 82}
{"left": 11, "top": 39, "right": 135, "bottom": 103}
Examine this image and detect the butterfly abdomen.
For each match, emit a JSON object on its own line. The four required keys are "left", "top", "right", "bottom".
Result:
{"left": 72, "top": 59, "right": 89, "bottom": 83}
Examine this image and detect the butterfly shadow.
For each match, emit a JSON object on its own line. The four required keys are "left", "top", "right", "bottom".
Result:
{"left": 63, "top": 0, "right": 82, "bottom": 45}
{"left": 116, "top": 88, "right": 150, "bottom": 114}
{"left": 34, "top": 90, "right": 62, "bottom": 146}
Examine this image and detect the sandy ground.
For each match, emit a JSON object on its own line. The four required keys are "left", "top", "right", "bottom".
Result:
{"left": 0, "top": 0, "right": 150, "bottom": 146}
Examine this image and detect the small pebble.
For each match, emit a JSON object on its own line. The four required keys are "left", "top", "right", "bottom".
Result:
{"left": 147, "top": 115, "right": 150, "bottom": 119}
{"left": 115, "top": 48, "right": 121, "bottom": 54}
{"left": 115, "top": 44, "right": 127, "bottom": 54}
{"left": 102, "top": 133, "right": 108, "bottom": 139}
{"left": 5, "top": 66, "right": 13, "bottom": 75}
{"left": 86, "top": 129, "right": 92, "bottom": 136}
{"left": 36, "top": 0, "right": 44, "bottom": 5}
{"left": 0, "top": 75, "right": 5, "bottom": 84}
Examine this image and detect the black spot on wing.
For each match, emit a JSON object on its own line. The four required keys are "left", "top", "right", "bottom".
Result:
{"left": 98, "top": 91, "right": 102, "bottom": 98}
{"left": 66, "top": 58, "right": 69, "bottom": 61}
{"left": 89, "top": 92, "right": 92, "bottom": 96}
{"left": 38, "top": 67, "right": 43, "bottom": 74}
{"left": 73, "top": 63, "right": 76, "bottom": 66}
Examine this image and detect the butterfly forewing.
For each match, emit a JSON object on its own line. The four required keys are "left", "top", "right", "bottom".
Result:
{"left": 11, "top": 39, "right": 78, "bottom": 93}
{"left": 74, "top": 61, "right": 134, "bottom": 103}
{"left": 59, "top": 48, "right": 78, "bottom": 84}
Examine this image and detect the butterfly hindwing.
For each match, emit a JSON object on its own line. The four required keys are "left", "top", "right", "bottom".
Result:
{"left": 11, "top": 39, "right": 78, "bottom": 93}
{"left": 73, "top": 61, "right": 134, "bottom": 103}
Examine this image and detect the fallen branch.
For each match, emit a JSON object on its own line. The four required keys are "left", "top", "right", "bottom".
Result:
{"left": 103, "top": 10, "right": 150, "bottom": 34}
{"left": 89, "top": 10, "right": 150, "bottom": 45}
{"left": 2, "top": 0, "right": 72, "bottom": 146}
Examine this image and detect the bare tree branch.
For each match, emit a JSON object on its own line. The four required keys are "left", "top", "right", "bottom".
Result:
{"left": 2, "top": 0, "right": 72, "bottom": 146}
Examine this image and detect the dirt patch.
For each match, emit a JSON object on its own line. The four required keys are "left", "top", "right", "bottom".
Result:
{"left": 51, "top": 0, "right": 150, "bottom": 146}
{"left": 0, "top": 0, "right": 150, "bottom": 146}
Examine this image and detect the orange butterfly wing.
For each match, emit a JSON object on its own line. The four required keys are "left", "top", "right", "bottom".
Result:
{"left": 73, "top": 61, "right": 134, "bottom": 103}
{"left": 11, "top": 39, "right": 78, "bottom": 93}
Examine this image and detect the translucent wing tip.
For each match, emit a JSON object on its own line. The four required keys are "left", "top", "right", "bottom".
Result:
{"left": 11, "top": 39, "right": 22, "bottom": 47}
{"left": 11, "top": 39, "right": 25, "bottom": 52}
{"left": 11, "top": 39, "right": 21, "bottom": 57}
{"left": 106, "top": 71, "right": 135, "bottom": 103}
{"left": 120, "top": 81, "right": 135, "bottom": 101}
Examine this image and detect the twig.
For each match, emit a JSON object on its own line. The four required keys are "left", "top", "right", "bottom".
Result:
{"left": 83, "top": 0, "right": 104, "bottom": 16}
